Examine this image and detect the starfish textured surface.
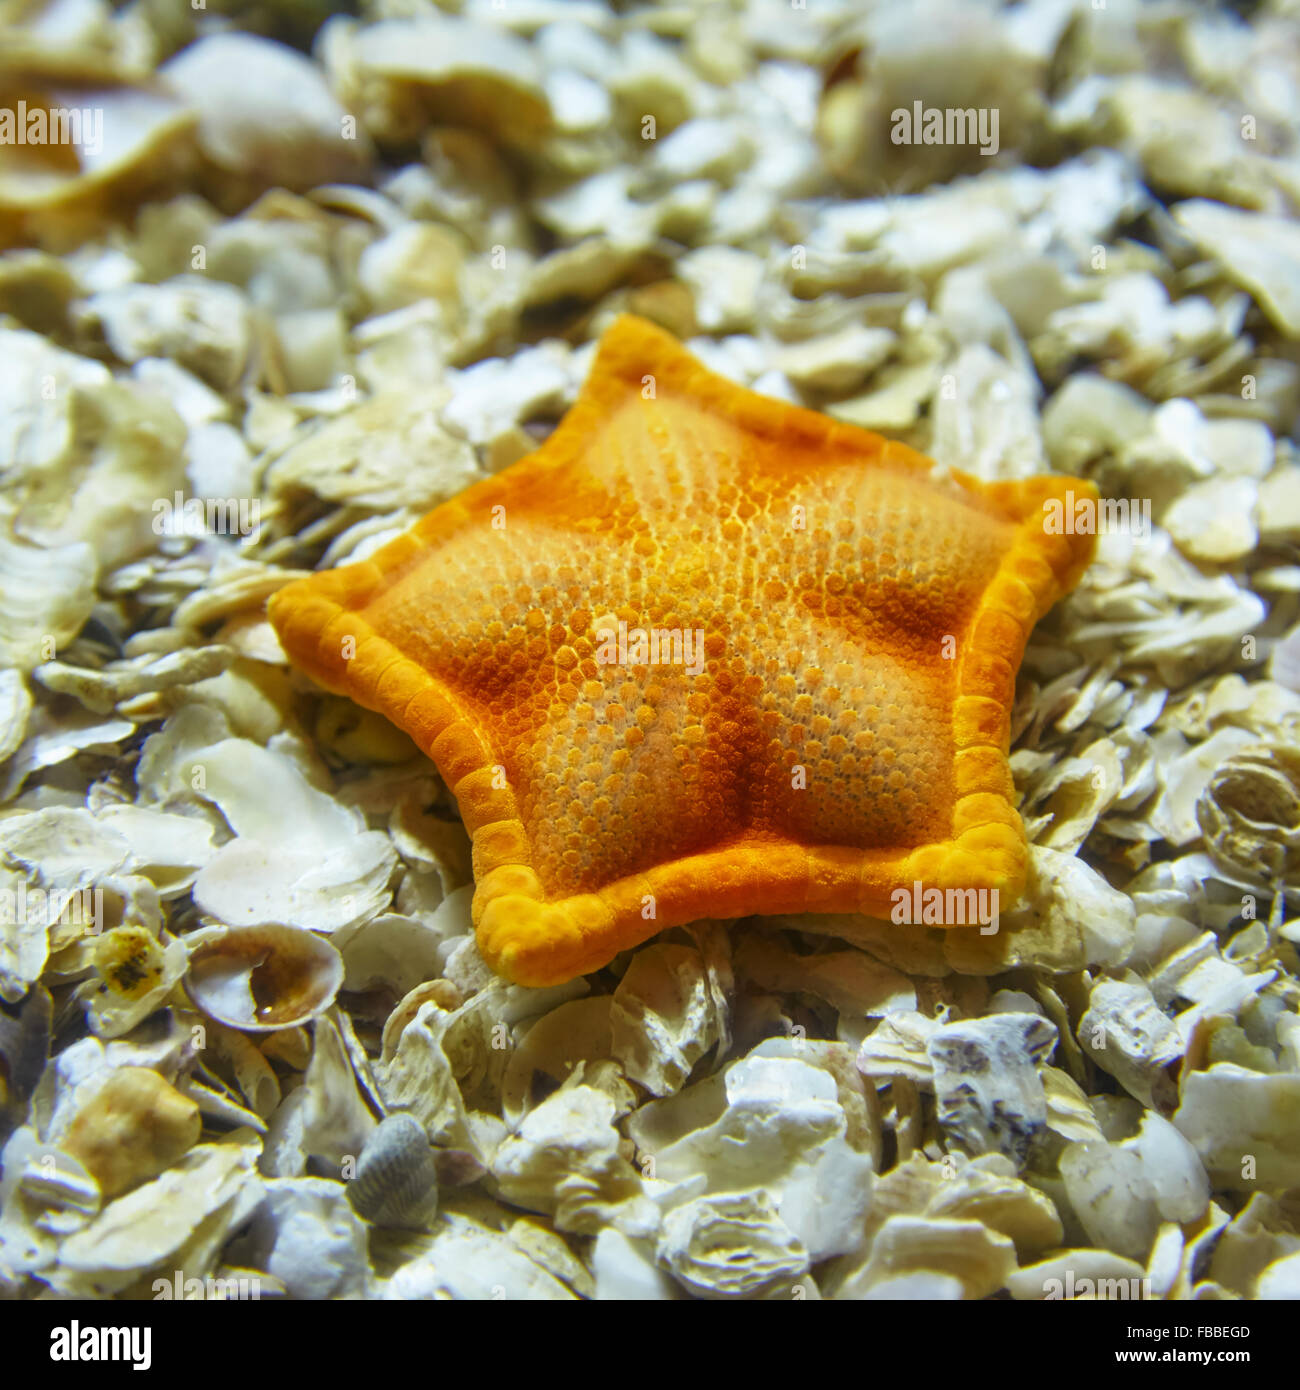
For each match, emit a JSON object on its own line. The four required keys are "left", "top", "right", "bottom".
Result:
{"left": 268, "top": 315, "right": 1098, "bottom": 986}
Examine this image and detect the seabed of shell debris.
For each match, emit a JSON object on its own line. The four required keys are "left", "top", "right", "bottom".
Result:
{"left": 1, "top": 0, "right": 1300, "bottom": 1302}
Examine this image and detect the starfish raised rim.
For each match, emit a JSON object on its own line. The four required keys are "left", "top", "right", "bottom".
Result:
{"left": 268, "top": 315, "right": 1098, "bottom": 986}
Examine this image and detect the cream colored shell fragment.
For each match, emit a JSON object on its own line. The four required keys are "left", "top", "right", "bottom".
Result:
{"left": 625, "top": 1052, "right": 872, "bottom": 1262}
{"left": 182, "top": 738, "right": 397, "bottom": 932}
{"left": 54, "top": 1140, "right": 262, "bottom": 1296}
{"left": 656, "top": 1192, "right": 810, "bottom": 1300}
{"left": 161, "top": 34, "right": 372, "bottom": 192}
{"left": 1174, "top": 199, "right": 1300, "bottom": 339}
{"left": 825, "top": 1151, "right": 1060, "bottom": 1300}
{"left": 0, "top": 667, "right": 31, "bottom": 761}
{"left": 733, "top": 935, "right": 914, "bottom": 1018}
{"left": 1197, "top": 742, "right": 1300, "bottom": 893}
{"left": 0, "top": 865, "right": 49, "bottom": 1002}
{"left": 0, "top": 86, "right": 194, "bottom": 219}
{"left": 1164, "top": 477, "right": 1259, "bottom": 563}
{"left": 383, "top": 1218, "right": 576, "bottom": 1300}
{"left": 1006, "top": 1248, "right": 1149, "bottom": 1301}
{"left": 1059, "top": 1113, "right": 1209, "bottom": 1262}
{"left": 77, "top": 278, "right": 251, "bottom": 391}
{"left": 324, "top": 15, "right": 550, "bottom": 149}
{"left": 835, "top": 1216, "right": 1016, "bottom": 1301}
{"left": 374, "top": 1001, "right": 487, "bottom": 1158}
{"left": 1207, "top": 1194, "right": 1300, "bottom": 1298}
{"left": 0, "top": 528, "right": 96, "bottom": 673}
{"left": 1077, "top": 977, "right": 1183, "bottom": 1110}
{"left": 945, "top": 846, "right": 1135, "bottom": 974}
{"left": 501, "top": 995, "right": 621, "bottom": 1126}
{"left": 1174, "top": 1064, "right": 1300, "bottom": 1188}
{"left": 608, "top": 942, "right": 725, "bottom": 1097}
{"left": 267, "top": 387, "right": 481, "bottom": 512}
{"left": 492, "top": 1084, "right": 657, "bottom": 1238}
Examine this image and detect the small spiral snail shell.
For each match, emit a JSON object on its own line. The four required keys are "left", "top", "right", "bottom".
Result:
{"left": 347, "top": 1112, "right": 439, "bottom": 1229}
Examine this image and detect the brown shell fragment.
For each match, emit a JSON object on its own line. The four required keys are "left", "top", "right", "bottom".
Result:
{"left": 184, "top": 925, "right": 344, "bottom": 1033}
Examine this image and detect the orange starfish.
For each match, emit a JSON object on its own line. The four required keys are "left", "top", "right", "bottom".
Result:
{"left": 269, "top": 316, "right": 1097, "bottom": 986}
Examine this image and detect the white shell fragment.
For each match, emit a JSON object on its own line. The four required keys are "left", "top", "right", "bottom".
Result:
{"left": 184, "top": 739, "right": 397, "bottom": 932}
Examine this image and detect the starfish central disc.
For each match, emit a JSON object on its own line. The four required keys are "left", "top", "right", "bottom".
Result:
{"left": 269, "top": 315, "right": 1097, "bottom": 985}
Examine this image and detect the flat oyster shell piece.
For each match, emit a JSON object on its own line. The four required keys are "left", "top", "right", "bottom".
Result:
{"left": 238, "top": 1177, "right": 372, "bottom": 1299}
{"left": 501, "top": 995, "right": 617, "bottom": 1126}
{"left": 1059, "top": 1140, "right": 1160, "bottom": 1261}
{"left": 0, "top": 865, "right": 50, "bottom": 1003}
{"left": 184, "top": 924, "right": 343, "bottom": 1033}
{"left": 626, "top": 1053, "right": 872, "bottom": 1262}
{"left": 331, "top": 912, "right": 446, "bottom": 997}
{"left": 1006, "top": 1249, "right": 1149, "bottom": 1300}
{"left": 297, "top": 1015, "right": 376, "bottom": 1166}
{"left": 656, "top": 1192, "right": 809, "bottom": 1300}
{"left": 1164, "top": 476, "right": 1259, "bottom": 564}
{"left": 1258, "top": 1252, "right": 1300, "bottom": 1299}
{"left": 608, "top": 943, "right": 723, "bottom": 1097}
{"left": 162, "top": 34, "right": 371, "bottom": 191}
{"left": 0, "top": 668, "right": 32, "bottom": 762}
{"left": 185, "top": 739, "right": 397, "bottom": 932}
{"left": 733, "top": 936, "right": 914, "bottom": 1017}
{"left": 0, "top": 531, "right": 96, "bottom": 673}
{"left": 337, "top": 15, "right": 551, "bottom": 148}
{"left": 836, "top": 1216, "right": 1016, "bottom": 1301}
{"left": 855, "top": 1010, "right": 942, "bottom": 1085}
{"left": 93, "top": 804, "right": 215, "bottom": 897}
{"left": 56, "top": 1140, "right": 261, "bottom": 1283}
{"left": 77, "top": 279, "right": 251, "bottom": 391}
{"left": 1077, "top": 977, "right": 1183, "bottom": 1109}
{"left": 593, "top": 1229, "right": 679, "bottom": 1300}
{"left": 383, "top": 1219, "right": 575, "bottom": 1300}
{"left": 266, "top": 388, "right": 481, "bottom": 512}
{"left": 1174, "top": 1063, "right": 1300, "bottom": 1188}
{"left": 491, "top": 1084, "right": 657, "bottom": 1238}
{"left": 926, "top": 1013, "right": 1058, "bottom": 1169}
{"left": 1206, "top": 1194, "right": 1300, "bottom": 1297}
{"left": 1173, "top": 199, "right": 1300, "bottom": 339}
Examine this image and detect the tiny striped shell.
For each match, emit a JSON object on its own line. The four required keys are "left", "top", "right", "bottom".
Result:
{"left": 347, "top": 1112, "right": 439, "bottom": 1229}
